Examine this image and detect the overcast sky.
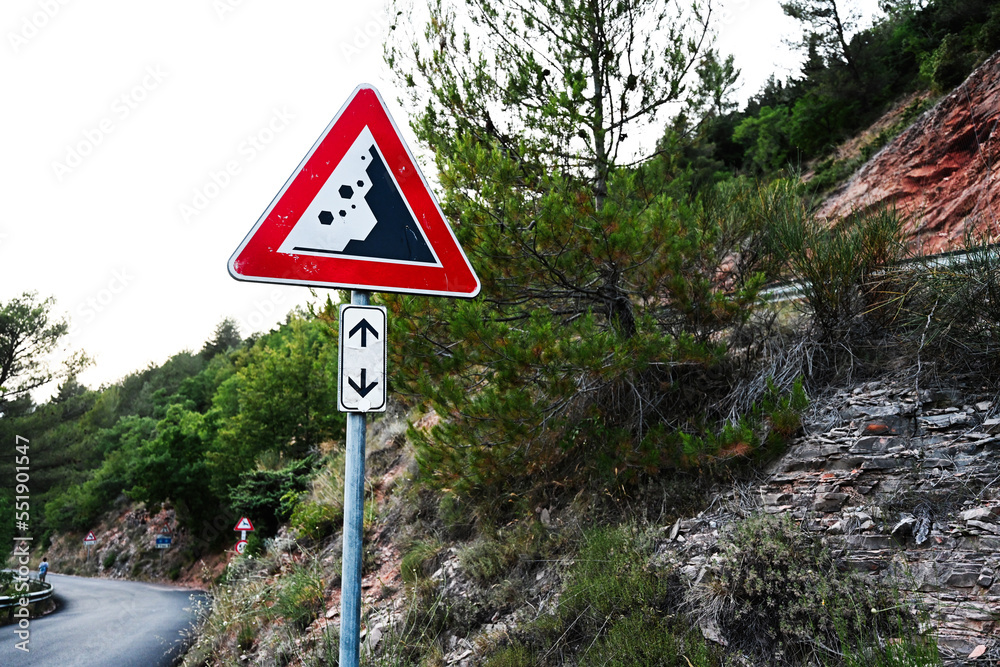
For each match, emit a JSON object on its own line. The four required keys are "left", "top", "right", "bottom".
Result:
{"left": 1, "top": 0, "right": 877, "bottom": 400}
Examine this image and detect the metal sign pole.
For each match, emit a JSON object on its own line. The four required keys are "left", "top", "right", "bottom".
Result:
{"left": 340, "top": 289, "right": 369, "bottom": 667}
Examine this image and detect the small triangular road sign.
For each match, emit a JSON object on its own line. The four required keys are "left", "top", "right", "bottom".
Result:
{"left": 228, "top": 84, "right": 480, "bottom": 298}
{"left": 234, "top": 517, "right": 255, "bottom": 532}
{"left": 84, "top": 531, "right": 96, "bottom": 543}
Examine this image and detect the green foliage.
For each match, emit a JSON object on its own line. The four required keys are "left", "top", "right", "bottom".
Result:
{"left": 734, "top": 105, "right": 793, "bottom": 173}
{"left": 0, "top": 291, "right": 82, "bottom": 406}
{"left": 102, "top": 551, "right": 117, "bottom": 569}
{"left": 507, "top": 524, "right": 722, "bottom": 666}
{"left": 384, "top": 0, "right": 772, "bottom": 502}
{"left": 437, "top": 491, "right": 474, "bottom": 540}
{"left": 898, "top": 231, "right": 1000, "bottom": 374}
{"left": 712, "top": 0, "right": 1000, "bottom": 187}
{"left": 483, "top": 644, "right": 534, "bottom": 667}
{"left": 273, "top": 563, "right": 325, "bottom": 631}
{"left": 976, "top": 4, "right": 1000, "bottom": 52}
{"left": 559, "top": 525, "right": 671, "bottom": 626}
{"left": 207, "top": 316, "right": 343, "bottom": 495}
{"left": 288, "top": 452, "right": 345, "bottom": 543}
{"left": 0, "top": 496, "right": 14, "bottom": 557}
{"left": 674, "top": 377, "right": 808, "bottom": 465}
{"left": 580, "top": 614, "right": 717, "bottom": 666}
{"left": 200, "top": 317, "right": 242, "bottom": 361}
{"left": 288, "top": 500, "right": 342, "bottom": 543}
{"left": 389, "top": 0, "right": 737, "bottom": 190}
{"left": 392, "top": 173, "right": 780, "bottom": 497}
{"left": 116, "top": 351, "right": 208, "bottom": 419}
{"left": 126, "top": 406, "right": 217, "bottom": 529}
{"left": 769, "top": 195, "right": 906, "bottom": 343}
{"left": 242, "top": 532, "right": 265, "bottom": 558}
{"left": 228, "top": 459, "right": 312, "bottom": 538}
{"left": 0, "top": 306, "right": 344, "bottom": 540}
{"left": 400, "top": 539, "right": 443, "bottom": 584}
{"left": 712, "top": 513, "right": 934, "bottom": 666}
{"left": 923, "top": 33, "right": 975, "bottom": 90}
{"left": 0, "top": 571, "right": 17, "bottom": 598}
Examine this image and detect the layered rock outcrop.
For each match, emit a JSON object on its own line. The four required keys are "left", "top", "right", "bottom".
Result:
{"left": 817, "top": 52, "right": 1000, "bottom": 255}
{"left": 666, "top": 376, "right": 1000, "bottom": 663}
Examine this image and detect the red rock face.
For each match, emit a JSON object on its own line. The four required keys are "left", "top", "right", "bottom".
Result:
{"left": 817, "top": 52, "right": 1000, "bottom": 255}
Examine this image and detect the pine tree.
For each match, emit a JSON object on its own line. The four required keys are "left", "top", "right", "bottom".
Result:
{"left": 384, "top": 0, "right": 767, "bottom": 494}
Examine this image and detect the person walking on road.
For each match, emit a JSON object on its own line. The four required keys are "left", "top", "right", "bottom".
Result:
{"left": 38, "top": 557, "right": 48, "bottom": 583}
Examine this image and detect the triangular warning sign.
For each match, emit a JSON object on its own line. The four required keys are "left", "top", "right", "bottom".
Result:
{"left": 84, "top": 531, "right": 96, "bottom": 542}
{"left": 234, "top": 517, "right": 254, "bottom": 532}
{"left": 228, "top": 84, "right": 480, "bottom": 298}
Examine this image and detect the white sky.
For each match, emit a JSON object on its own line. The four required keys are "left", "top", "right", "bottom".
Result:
{"left": 0, "top": 0, "right": 877, "bottom": 400}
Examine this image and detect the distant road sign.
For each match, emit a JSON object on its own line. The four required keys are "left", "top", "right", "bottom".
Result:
{"left": 338, "top": 304, "right": 387, "bottom": 413}
{"left": 227, "top": 84, "right": 480, "bottom": 297}
{"left": 234, "top": 540, "right": 248, "bottom": 555}
{"left": 155, "top": 536, "right": 172, "bottom": 549}
{"left": 234, "top": 517, "right": 254, "bottom": 532}
{"left": 83, "top": 531, "right": 96, "bottom": 544}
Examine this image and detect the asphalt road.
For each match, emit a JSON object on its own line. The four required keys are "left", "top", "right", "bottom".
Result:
{"left": 0, "top": 573, "right": 205, "bottom": 666}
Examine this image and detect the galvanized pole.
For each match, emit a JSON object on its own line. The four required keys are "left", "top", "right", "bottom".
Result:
{"left": 340, "top": 289, "right": 369, "bottom": 667}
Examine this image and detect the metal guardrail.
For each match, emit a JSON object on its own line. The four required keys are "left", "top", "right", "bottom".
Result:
{"left": 0, "top": 578, "right": 53, "bottom": 610}
{"left": 762, "top": 245, "right": 993, "bottom": 305}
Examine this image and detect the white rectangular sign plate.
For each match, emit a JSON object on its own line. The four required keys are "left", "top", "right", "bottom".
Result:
{"left": 338, "top": 304, "right": 387, "bottom": 413}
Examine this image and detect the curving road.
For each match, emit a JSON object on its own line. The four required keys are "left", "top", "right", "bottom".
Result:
{"left": 0, "top": 573, "right": 205, "bottom": 666}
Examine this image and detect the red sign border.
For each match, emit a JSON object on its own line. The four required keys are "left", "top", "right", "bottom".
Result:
{"left": 228, "top": 84, "right": 480, "bottom": 298}
{"left": 234, "top": 517, "right": 255, "bottom": 532}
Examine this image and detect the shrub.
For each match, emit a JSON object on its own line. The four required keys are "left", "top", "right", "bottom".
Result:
{"left": 903, "top": 232, "right": 1000, "bottom": 374}
{"left": 289, "top": 501, "right": 342, "bottom": 542}
{"left": 483, "top": 644, "right": 534, "bottom": 667}
{"left": 228, "top": 458, "right": 312, "bottom": 538}
{"left": 458, "top": 522, "right": 546, "bottom": 585}
{"left": 458, "top": 535, "right": 521, "bottom": 585}
{"left": 102, "top": 551, "right": 117, "bottom": 569}
{"left": 771, "top": 204, "right": 906, "bottom": 345}
{"left": 671, "top": 377, "right": 808, "bottom": 466}
{"left": 708, "top": 513, "right": 931, "bottom": 666}
{"left": 0, "top": 571, "right": 16, "bottom": 597}
{"left": 400, "top": 539, "right": 443, "bottom": 584}
{"left": 510, "top": 524, "right": 720, "bottom": 666}
{"left": 273, "top": 564, "right": 324, "bottom": 631}
{"left": 976, "top": 6, "right": 1000, "bottom": 52}
{"left": 925, "top": 34, "right": 974, "bottom": 91}
{"left": 580, "top": 614, "right": 716, "bottom": 667}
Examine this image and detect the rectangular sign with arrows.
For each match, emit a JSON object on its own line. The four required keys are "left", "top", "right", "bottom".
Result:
{"left": 338, "top": 304, "right": 387, "bottom": 413}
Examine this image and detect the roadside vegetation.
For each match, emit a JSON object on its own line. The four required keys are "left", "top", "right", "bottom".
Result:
{"left": 3, "top": 0, "right": 999, "bottom": 664}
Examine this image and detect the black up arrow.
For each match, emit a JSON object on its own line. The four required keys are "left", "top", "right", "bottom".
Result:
{"left": 349, "top": 318, "right": 379, "bottom": 347}
{"left": 348, "top": 369, "right": 379, "bottom": 398}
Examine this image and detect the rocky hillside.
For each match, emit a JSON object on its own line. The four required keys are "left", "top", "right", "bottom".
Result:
{"left": 668, "top": 375, "right": 1000, "bottom": 664}
{"left": 818, "top": 51, "right": 1000, "bottom": 254}
{"left": 42, "top": 501, "right": 227, "bottom": 588}
{"left": 173, "top": 369, "right": 1000, "bottom": 666}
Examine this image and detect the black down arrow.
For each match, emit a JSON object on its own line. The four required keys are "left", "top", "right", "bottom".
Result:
{"left": 348, "top": 369, "right": 379, "bottom": 398}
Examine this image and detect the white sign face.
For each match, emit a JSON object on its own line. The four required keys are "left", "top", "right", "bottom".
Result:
{"left": 338, "top": 304, "right": 387, "bottom": 413}
{"left": 234, "top": 517, "right": 254, "bottom": 532}
{"left": 278, "top": 126, "right": 381, "bottom": 256}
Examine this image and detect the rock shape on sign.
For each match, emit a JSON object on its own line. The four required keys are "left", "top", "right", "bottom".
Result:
{"left": 277, "top": 126, "right": 436, "bottom": 265}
